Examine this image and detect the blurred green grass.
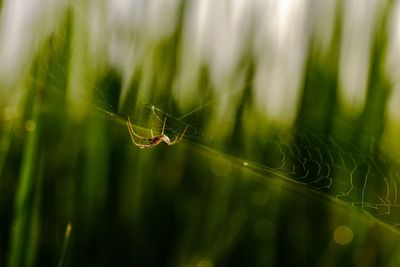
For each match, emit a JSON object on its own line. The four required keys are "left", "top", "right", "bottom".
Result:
{"left": 1, "top": 1, "right": 400, "bottom": 267}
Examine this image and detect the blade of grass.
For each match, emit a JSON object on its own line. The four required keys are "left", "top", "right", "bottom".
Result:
{"left": 57, "top": 222, "right": 72, "bottom": 267}
{"left": 8, "top": 98, "right": 41, "bottom": 267}
{"left": 0, "top": 119, "right": 15, "bottom": 179}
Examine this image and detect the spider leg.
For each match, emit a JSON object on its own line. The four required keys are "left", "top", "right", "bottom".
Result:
{"left": 127, "top": 120, "right": 143, "bottom": 146}
{"left": 161, "top": 116, "right": 167, "bottom": 135}
{"left": 127, "top": 129, "right": 156, "bottom": 149}
{"left": 137, "top": 143, "right": 157, "bottom": 149}
{"left": 168, "top": 125, "right": 189, "bottom": 145}
{"left": 127, "top": 117, "right": 148, "bottom": 139}
{"left": 127, "top": 117, "right": 158, "bottom": 149}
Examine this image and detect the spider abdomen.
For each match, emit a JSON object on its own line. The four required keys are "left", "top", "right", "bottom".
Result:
{"left": 161, "top": 135, "right": 171, "bottom": 144}
{"left": 149, "top": 136, "right": 162, "bottom": 144}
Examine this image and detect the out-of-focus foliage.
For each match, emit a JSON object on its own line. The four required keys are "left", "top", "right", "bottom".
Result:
{"left": 1, "top": 0, "right": 400, "bottom": 266}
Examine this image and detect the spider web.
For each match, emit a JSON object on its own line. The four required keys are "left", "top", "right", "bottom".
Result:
{"left": 21, "top": 36, "right": 400, "bottom": 231}
{"left": 13, "top": 0, "right": 400, "bottom": 230}
{"left": 35, "top": 50, "right": 400, "bottom": 227}
{"left": 26, "top": 49, "right": 400, "bottom": 232}
{"left": 144, "top": 97, "right": 400, "bottom": 227}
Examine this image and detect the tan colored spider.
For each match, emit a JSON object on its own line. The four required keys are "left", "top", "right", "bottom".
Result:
{"left": 127, "top": 116, "right": 188, "bottom": 149}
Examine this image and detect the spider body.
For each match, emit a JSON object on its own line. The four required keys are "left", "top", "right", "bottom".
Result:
{"left": 127, "top": 116, "right": 187, "bottom": 149}
{"left": 148, "top": 135, "right": 169, "bottom": 145}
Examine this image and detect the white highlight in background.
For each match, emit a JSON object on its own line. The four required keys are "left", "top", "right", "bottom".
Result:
{"left": 338, "top": 0, "right": 382, "bottom": 115}
{"left": 253, "top": 0, "right": 309, "bottom": 125}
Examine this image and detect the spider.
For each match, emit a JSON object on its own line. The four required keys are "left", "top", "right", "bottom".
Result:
{"left": 127, "top": 116, "right": 188, "bottom": 149}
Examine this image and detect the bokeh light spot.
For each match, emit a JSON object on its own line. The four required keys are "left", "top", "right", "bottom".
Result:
{"left": 333, "top": 225, "right": 353, "bottom": 245}
{"left": 25, "top": 120, "right": 36, "bottom": 132}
